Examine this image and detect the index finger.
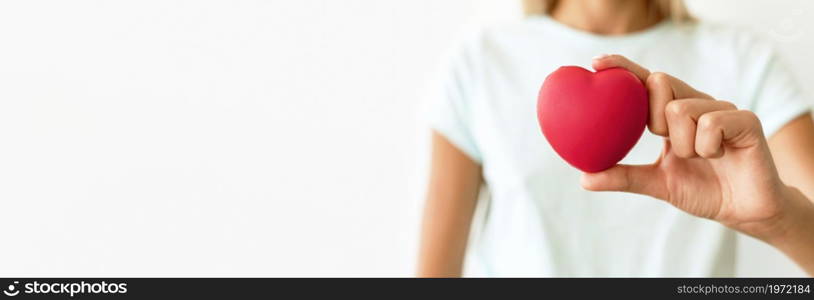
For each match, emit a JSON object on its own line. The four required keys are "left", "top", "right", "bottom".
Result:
{"left": 591, "top": 54, "right": 650, "bottom": 82}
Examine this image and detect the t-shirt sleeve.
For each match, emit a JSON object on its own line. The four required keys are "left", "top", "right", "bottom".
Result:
{"left": 747, "top": 48, "right": 811, "bottom": 138}
{"left": 426, "top": 43, "right": 483, "bottom": 164}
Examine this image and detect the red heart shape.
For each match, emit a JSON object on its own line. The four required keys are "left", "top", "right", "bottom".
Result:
{"left": 537, "top": 66, "right": 649, "bottom": 173}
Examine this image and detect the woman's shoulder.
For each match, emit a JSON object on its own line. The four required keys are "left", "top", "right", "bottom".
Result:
{"left": 681, "top": 21, "right": 778, "bottom": 58}
{"left": 446, "top": 20, "right": 537, "bottom": 52}
{"left": 448, "top": 16, "right": 575, "bottom": 50}
{"left": 440, "top": 20, "right": 544, "bottom": 69}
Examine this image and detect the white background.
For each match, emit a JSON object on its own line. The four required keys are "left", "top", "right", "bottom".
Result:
{"left": 0, "top": 0, "right": 811, "bottom": 276}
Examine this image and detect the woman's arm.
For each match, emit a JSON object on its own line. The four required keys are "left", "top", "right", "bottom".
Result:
{"left": 417, "top": 131, "right": 482, "bottom": 277}
{"left": 767, "top": 114, "right": 814, "bottom": 274}
{"left": 770, "top": 114, "right": 814, "bottom": 201}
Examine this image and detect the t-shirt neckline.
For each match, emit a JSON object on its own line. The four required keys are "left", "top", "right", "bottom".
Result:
{"left": 526, "top": 15, "right": 673, "bottom": 46}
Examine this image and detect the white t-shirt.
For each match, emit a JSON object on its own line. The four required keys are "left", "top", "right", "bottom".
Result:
{"left": 429, "top": 16, "right": 811, "bottom": 277}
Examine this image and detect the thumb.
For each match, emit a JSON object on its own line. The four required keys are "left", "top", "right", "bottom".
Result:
{"left": 580, "top": 164, "right": 666, "bottom": 200}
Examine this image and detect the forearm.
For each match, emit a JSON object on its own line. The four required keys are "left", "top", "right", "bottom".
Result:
{"left": 418, "top": 132, "right": 482, "bottom": 277}
{"left": 416, "top": 191, "right": 478, "bottom": 277}
{"left": 761, "top": 186, "right": 814, "bottom": 276}
{"left": 416, "top": 224, "right": 470, "bottom": 277}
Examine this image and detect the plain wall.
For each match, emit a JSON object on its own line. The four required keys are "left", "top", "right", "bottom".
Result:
{"left": 0, "top": 0, "right": 809, "bottom": 276}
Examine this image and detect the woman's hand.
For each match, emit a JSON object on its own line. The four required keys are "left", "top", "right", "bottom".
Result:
{"left": 581, "top": 55, "right": 812, "bottom": 242}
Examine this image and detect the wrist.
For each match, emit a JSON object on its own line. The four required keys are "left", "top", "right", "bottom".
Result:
{"left": 753, "top": 185, "right": 813, "bottom": 246}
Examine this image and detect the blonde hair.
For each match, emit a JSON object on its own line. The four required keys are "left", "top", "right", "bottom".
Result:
{"left": 522, "top": 0, "right": 693, "bottom": 23}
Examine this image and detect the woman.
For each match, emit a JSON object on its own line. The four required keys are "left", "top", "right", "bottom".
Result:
{"left": 419, "top": 0, "right": 814, "bottom": 276}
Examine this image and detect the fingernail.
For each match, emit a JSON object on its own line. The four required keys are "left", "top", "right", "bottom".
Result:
{"left": 592, "top": 54, "right": 610, "bottom": 60}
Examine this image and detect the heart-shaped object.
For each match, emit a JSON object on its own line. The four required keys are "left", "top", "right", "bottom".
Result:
{"left": 537, "top": 66, "right": 649, "bottom": 173}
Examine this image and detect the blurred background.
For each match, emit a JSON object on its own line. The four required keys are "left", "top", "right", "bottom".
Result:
{"left": 0, "top": 0, "right": 811, "bottom": 276}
